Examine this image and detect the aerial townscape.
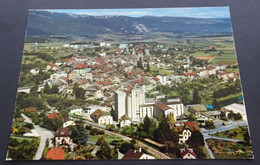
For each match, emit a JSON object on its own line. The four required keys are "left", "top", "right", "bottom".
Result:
{"left": 7, "top": 8, "right": 253, "bottom": 160}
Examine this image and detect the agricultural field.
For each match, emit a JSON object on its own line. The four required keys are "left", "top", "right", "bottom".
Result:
{"left": 210, "top": 126, "right": 249, "bottom": 140}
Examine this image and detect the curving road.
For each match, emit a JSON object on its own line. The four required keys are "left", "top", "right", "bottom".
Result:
{"left": 21, "top": 113, "right": 54, "bottom": 160}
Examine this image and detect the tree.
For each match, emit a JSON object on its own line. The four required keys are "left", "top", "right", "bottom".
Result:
{"left": 243, "top": 130, "right": 251, "bottom": 146}
{"left": 186, "top": 130, "right": 205, "bottom": 146}
{"left": 154, "top": 116, "right": 178, "bottom": 144}
{"left": 137, "top": 57, "right": 144, "bottom": 70}
{"left": 96, "top": 138, "right": 112, "bottom": 159}
{"left": 51, "top": 85, "right": 59, "bottom": 94}
{"left": 118, "top": 141, "right": 136, "bottom": 154}
{"left": 192, "top": 88, "right": 201, "bottom": 104}
{"left": 73, "top": 84, "right": 86, "bottom": 99}
{"left": 187, "top": 114, "right": 197, "bottom": 122}
{"left": 167, "top": 113, "right": 175, "bottom": 125}
{"left": 205, "top": 120, "right": 216, "bottom": 129}
{"left": 212, "top": 99, "right": 221, "bottom": 110}
{"left": 69, "top": 122, "right": 88, "bottom": 145}
{"left": 146, "top": 62, "right": 150, "bottom": 72}
{"left": 75, "top": 145, "right": 95, "bottom": 160}
{"left": 43, "top": 83, "right": 51, "bottom": 94}
{"left": 30, "top": 85, "right": 38, "bottom": 94}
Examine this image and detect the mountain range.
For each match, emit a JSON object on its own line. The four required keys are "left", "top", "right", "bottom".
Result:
{"left": 27, "top": 11, "right": 233, "bottom": 36}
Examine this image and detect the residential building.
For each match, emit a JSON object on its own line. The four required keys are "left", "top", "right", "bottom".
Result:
{"left": 180, "top": 147, "right": 197, "bottom": 159}
{"left": 122, "top": 149, "right": 155, "bottom": 160}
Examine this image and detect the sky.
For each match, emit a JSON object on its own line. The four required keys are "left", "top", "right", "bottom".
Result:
{"left": 35, "top": 7, "right": 230, "bottom": 18}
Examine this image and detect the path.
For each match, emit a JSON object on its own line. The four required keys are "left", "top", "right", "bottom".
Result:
{"left": 21, "top": 113, "right": 54, "bottom": 160}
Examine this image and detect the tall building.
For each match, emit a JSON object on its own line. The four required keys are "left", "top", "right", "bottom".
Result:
{"left": 115, "top": 90, "right": 127, "bottom": 121}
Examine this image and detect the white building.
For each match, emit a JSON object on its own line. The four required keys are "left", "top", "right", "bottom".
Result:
{"left": 157, "top": 75, "right": 172, "bottom": 86}
{"left": 63, "top": 121, "right": 76, "bottom": 127}
{"left": 223, "top": 103, "right": 247, "bottom": 121}
{"left": 115, "top": 90, "right": 127, "bottom": 121}
{"left": 98, "top": 115, "right": 113, "bottom": 125}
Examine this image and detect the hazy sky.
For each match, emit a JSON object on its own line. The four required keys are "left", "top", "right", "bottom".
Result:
{"left": 35, "top": 7, "right": 230, "bottom": 18}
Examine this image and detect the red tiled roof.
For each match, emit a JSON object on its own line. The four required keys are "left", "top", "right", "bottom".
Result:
{"left": 229, "top": 77, "right": 235, "bottom": 80}
{"left": 25, "top": 107, "right": 36, "bottom": 112}
{"left": 155, "top": 102, "right": 172, "bottom": 111}
{"left": 75, "top": 63, "right": 88, "bottom": 69}
{"left": 55, "top": 127, "right": 71, "bottom": 137}
{"left": 122, "top": 149, "right": 143, "bottom": 159}
{"left": 46, "top": 113, "right": 59, "bottom": 120}
{"left": 184, "top": 72, "right": 197, "bottom": 76}
{"left": 46, "top": 148, "right": 64, "bottom": 160}
{"left": 180, "top": 147, "right": 197, "bottom": 158}
{"left": 220, "top": 72, "right": 226, "bottom": 75}
{"left": 48, "top": 63, "right": 57, "bottom": 67}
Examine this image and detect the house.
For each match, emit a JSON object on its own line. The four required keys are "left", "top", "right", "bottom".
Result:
{"left": 64, "top": 86, "right": 74, "bottom": 94}
{"left": 188, "top": 104, "right": 207, "bottom": 115}
{"left": 171, "top": 121, "right": 199, "bottom": 144}
{"left": 90, "top": 109, "right": 113, "bottom": 125}
{"left": 47, "top": 63, "right": 58, "bottom": 71}
{"left": 165, "top": 99, "right": 184, "bottom": 119}
{"left": 54, "top": 127, "right": 72, "bottom": 146}
{"left": 46, "top": 147, "right": 64, "bottom": 160}
{"left": 182, "top": 62, "right": 190, "bottom": 69}
{"left": 154, "top": 102, "right": 177, "bottom": 121}
{"left": 46, "top": 113, "right": 59, "bottom": 120}
{"left": 180, "top": 147, "right": 197, "bottom": 159}
{"left": 63, "top": 120, "right": 76, "bottom": 127}
{"left": 85, "top": 72, "right": 93, "bottom": 80}
{"left": 25, "top": 107, "right": 36, "bottom": 112}
{"left": 157, "top": 75, "right": 171, "bottom": 86}
{"left": 122, "top": 149, "right": 155, "bottom": 160}
{"left": 223, "top": 103, "right": 247, "bottom": 120}
{"left": 119, "top": 114, "right": 131, "bottom": 127}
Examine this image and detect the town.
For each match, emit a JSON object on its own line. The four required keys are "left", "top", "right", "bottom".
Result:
{"left": 7, "top": 34, "right": 253, "bottom": 160}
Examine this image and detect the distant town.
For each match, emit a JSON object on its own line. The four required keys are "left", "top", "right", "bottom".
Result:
{"left": 7, "top": 8, "right": 253, "bottom": 160}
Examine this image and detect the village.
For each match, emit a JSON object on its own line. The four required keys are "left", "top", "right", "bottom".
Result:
{"left": 7, "top": 38, "right": 253, "bottom": 160}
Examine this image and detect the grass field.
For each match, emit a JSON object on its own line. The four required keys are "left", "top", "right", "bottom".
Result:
{"left": 210, "top": 127, "right": 247, "bottom": 140}
{"left": 88, "top": 133, "right": 123, "bottom": 144}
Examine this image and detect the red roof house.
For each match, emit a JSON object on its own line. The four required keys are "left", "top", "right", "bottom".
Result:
{"left": 46, "top": 147, "right": 64, "bottom": 160}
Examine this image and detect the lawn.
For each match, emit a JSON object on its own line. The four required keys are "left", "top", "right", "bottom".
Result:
{"left": 88, "top": 133, "right": 123, "bottom": 144}
{"left": 210, "top": 126, "right": 248, "bottom": 140}
{"left": 216, "top": 92, "right": 242, "bottom": 102}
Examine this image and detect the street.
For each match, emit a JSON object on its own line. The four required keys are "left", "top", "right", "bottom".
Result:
{"left": 21, "top": 113, "right": 54, "bottom": 160}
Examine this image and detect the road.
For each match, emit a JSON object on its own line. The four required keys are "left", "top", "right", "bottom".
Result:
{"left": 21, "top": 113, "right": 54, "bottom": 160}
{"left": 70, "top": 117, "right": 171, "bottom": 159}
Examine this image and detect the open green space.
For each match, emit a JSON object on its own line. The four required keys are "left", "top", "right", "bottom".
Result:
{"left": 88, "top": 132, "right": 123, "bottom": 144}
{"left": 210, "top": 126, "right": 248, "bottom": 140}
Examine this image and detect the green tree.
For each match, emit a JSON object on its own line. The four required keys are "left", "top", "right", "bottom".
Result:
{"left": 43, "top": 83, "right": 51, "bottom": 94}
{"left": 186, "top": 130, "right": 205, "bottom": 146}
{"left": 243, "top": 130, "right": 251, "bottom": 146}
{"left": 96, "top": 138, "right": 112, "bottom": 159}
{"left": 30, "top": 85, "right": 38, "bottom": 94}
{"left": 167, "top": 113, "right": 175, "bottom": 125}
{"left": 205, "top": 120, "right": 216, "bottom": 129}
{"left": 212, "top": 99, "right": 221, "bottom": 110}
{"left": 51, "top": 84, "right": 59, "bottom": 94}
{"left": 69, "top": 122, "right": 88, "bottom": 145}
{"left": 73, "top": 84, "right": 86, "bottom": 99}
{"left": 188, "top": 114, "right": 197, "bottom": 121}
{"left": 154, "top": 116, "right": 178, "bottom": 144}
{"left": 192, "top": 88, "right": 201, "bottom": 104}
{"left": 146, "top": 62, "right": 150, "bottom": 72}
